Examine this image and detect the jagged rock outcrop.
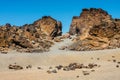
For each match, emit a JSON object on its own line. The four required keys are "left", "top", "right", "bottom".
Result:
{"left": 69, "top": 8, "right": 112, "bottom": 39}
{"left": 33, "top": 16, "right": 62, "bottom": 37}
{"left": 0, "top": 16, "right": 61, "bottom": 52}
{"left": 69, "top": 8, "right": 120, "bottom": 51}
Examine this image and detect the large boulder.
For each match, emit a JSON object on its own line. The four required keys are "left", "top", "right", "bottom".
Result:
{"left": 33, "top": 16, "right": 62, "bottom": 37}
{"left": 69, "top": 8, "right": 120, "bottom": 51}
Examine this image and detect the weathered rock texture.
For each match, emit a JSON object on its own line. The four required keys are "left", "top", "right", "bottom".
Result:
{"left": 0, "top": 16, "right": 62, "bottom": 52}
{"left": 69, "top": 8, "right": 120, "bottom": 51}
{"left": 33, "top": 16, "right": 62, "bottom": 37}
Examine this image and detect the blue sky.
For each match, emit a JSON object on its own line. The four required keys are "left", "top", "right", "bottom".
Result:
{"left": 0, "top": 0, "right": 120, "bottom": 33}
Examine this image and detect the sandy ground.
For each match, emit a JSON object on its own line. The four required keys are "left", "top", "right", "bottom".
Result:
{"left": 0, "top": 38, "right": 120, "bottom": 80}
{"left": 0, "top": 49, "right": 120, "bottom": 80}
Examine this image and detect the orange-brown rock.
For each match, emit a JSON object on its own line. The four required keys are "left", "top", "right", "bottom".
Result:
{"left": 69, "top": 8, "right": 120, "bottom": 51}
{"left": 69, "top": 8, "right": 112, "bottom": 39}
{"left": 69, "top": 36, "right": 109, "bottom": 51}
{"left": 33, "top": 16, "right": 62, "bottom": 37}
{"left": 0, "top": 16, "right": 60, "bottom": 52}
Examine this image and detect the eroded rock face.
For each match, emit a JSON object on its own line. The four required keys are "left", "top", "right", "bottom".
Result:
{"left": 0, "top": 16, "right": 61, "bottom": 52}
{"left": 69, "top": 8, "right": 120, "bottom": 51}
{"left": 33, "top": 16, "right": 62, "bottom": 37}
{"left": 69, "top": 36, "right": 110, "bottom": 51}
{"left": 69, "top": 8, "right": 112, "bottom": 39}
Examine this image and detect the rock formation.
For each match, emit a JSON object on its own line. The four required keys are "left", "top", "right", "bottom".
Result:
{"left": 69, "top": 8, "right": 120, "bottom": 51}
{"left": 33, "top": 16, "right": 62, "bottom": 37}
{"left": 0, "top": 16, "right": 62, "bottom": 52}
